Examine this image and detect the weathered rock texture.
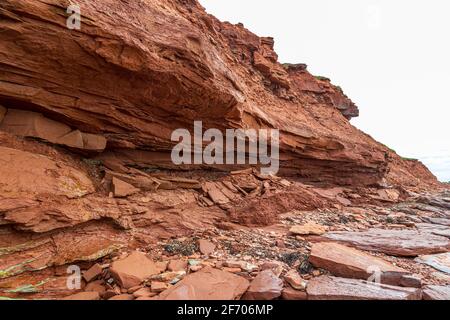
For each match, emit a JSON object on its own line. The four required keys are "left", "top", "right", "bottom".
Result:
{"left": 0, "top": 0, "right": 448, "bottom": 301}
{"left": 307, "top": 276, "right": 422, "bottom": 300}
{"left": 0, "top": 0, "right": 440, "bottom": 189}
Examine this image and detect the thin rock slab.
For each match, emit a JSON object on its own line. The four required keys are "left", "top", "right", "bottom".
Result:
{"left": 309, "top": 242, "right": 411, "bottom": 286}
{"left": 416, "top": 223, "right": 450, "bottom": 238}
{"left": 415, "top": 252, "right": 450, "bottom": 274}
{"left": 307, "top": 276, "right": 422, "bottom": 300}
{"left": 158, "top": 267, "right": 249, "bottom": 300}
{"left": 110, "top": 251, "right": 161, "bottom": 289}
{"left": 242, "top": 270, "right": 283, "bottom": 300}
{"left": 422, "top": 285, "right": 450, "bottom": 300}
{"left": 323, "top": 228, "right": 450, "bottom": 257}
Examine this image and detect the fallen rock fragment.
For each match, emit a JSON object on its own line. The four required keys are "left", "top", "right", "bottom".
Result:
{"left": 422, "top": 285, "right": 450, "bottom": 300}
{"left": 309, "top": 242, "right": 410, "bottom": 285}
{"left": 151, "top": 281, "right": 168, "bottom": 293}
{"left": 399, "top": 275, "right": 422, "bottom": 288}
{"left": 198, "top": 239, "right": 215, "bottom": 256}
{"left": 112, "top": 177, "right": 140, "bottom": 198}
{"left": 260, "top": 261, "right": 283, "bottom": 277}
{"left": 203, "top": 182, "right": 230, "bottom": 205}
{"left": 62, "top": 291, "right": 100, "bottom": 300}
{"left": 284, "top": 269, "right": 307, "bottom": 290}
{"left": 158, "top": 267, "right": 249, "bottom": 300}
{"left": 307, "top": 276, "right": 422, "bottom": 300}
{"left": 324, "top": 228, "right": 450, "bottom": 256}
{"left": 290, "top": 222, "right": 328, "bottom": 236}
{"left": 168, "top": 259, "right": 188, "bottom": 272}
{"left": 110, "top": 251, "right": 160, "bottom": 289}
{"left": 83, "top": 264, "right": 103, "bottom": 283}
{"left": 243, "top": 270, "right": 283, "bottom": 300}
{"left": 415, "top": 252, "right": 450, "bottom": 274}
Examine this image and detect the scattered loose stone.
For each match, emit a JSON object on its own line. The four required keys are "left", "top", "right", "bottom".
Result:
{"left": 83, "top": 263, "right": 103, "bottom": 283}
{"left": 158, "top": 267, "right": 249, "bottom": 300}
{"left": 309, "top": 242, "right": 410, "bottom": 285}
{"left": 290, "top": 222, "right": 328, "bottom": 236}
{"left": 151, "top": 271, "right": 186, "bottom": 283}
{"left": 112, "top": 177, "right": 140, "bottom": 198}
{"left": 243, "top": 270, "right": 283, "bottom": 300}
{"left": 307, "top": 276, "right": 422, "bottom": 300}
{"left": 284, "top": 270, "right": 307, "bottom": 290}
{"left": 110, "top": 251, "right": 161, "bottom": 289}
{"left": 198, "top": 239, "right": 216, "bottom": 256}
{"left": 151, "top": 281, "right": 168, "bottom": 293}
{"left": 260, "top": 261, "right": 283, "bottom": 277}
{"left": 168, "top": 259, "right": 188, "bottom": 272}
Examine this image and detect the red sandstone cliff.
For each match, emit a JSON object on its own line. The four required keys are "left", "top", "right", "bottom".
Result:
{"left": 0, "top": 0, "right": 448, "bottom": 300}
{"left": 0, "top": 0, "right": 439, "bottom": 189}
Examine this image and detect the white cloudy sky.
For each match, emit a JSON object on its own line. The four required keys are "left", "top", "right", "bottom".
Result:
{"left": 200, "top": 0, "right": 450, "bottom": 182}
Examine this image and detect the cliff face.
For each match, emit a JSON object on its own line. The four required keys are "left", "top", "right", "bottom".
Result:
{"left": 0, "top": 0, "right": 437, "bottom": 188}
{"left": 0, "top": 0, "right": 448, "bottom": 300}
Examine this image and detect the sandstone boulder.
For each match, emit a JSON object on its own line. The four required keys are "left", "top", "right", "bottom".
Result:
{"left": 83, "top": 264, "right": 103, "bottom": 283}
{"left": 243, "top": 270, "right": 283, "bottom": 300}
{"left": 307, "top": 276, "right": 422, "bottom": 300}
{"left": 284, "top": 269, "right": 307, "bottom": 290}
{"left": 167, "top": 259, "right": 188, "bottom": 272}
{"left": 309, "top": 242, "right": 410, "bottom": 285}
{"left": 158, "top": 267, "right": 249, "bottom": 300}
{"left": 110, "top": 251, "right": 160, "bottom": 289}
{"left": 198, "top": 239, "right": 215, "bottom": 256}
{"left": 324, "top": 228, "right": 450, "bottom": 256}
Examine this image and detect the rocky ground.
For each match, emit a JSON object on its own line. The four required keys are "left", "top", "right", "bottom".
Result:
{"left": 0, "top": 137, "right": 449, "bottom": 300}
{"left": 0, "top": 0, "right": 449, "bottom": 301}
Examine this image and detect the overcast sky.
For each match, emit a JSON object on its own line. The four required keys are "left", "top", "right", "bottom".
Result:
{"left": 200, "top": 0, "right": 450, "bottom": 182}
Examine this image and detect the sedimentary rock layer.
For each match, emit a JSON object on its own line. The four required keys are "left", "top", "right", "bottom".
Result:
{"left": 0, "top": 0, "right": 439, "bottom": 188}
